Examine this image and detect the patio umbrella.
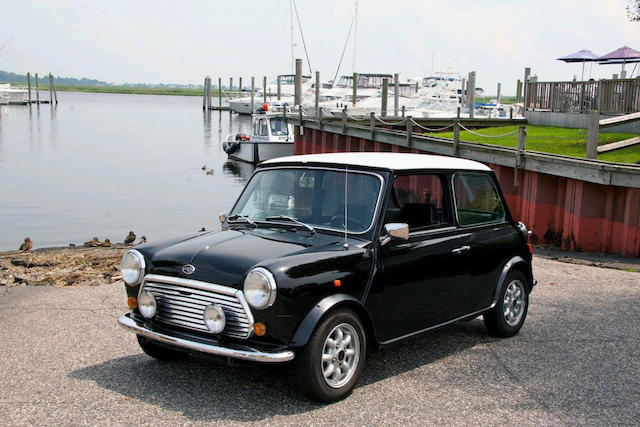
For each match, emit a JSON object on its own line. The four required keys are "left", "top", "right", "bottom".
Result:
{"left": 557, "top": 49, "right": 599, "bottom": 80}
{"left": 597, "top": 46, "right": 640, "bottom": 78}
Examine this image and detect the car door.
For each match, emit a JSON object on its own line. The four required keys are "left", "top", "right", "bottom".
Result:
{"left": 377, "top": 172, "right": 474, "bottom": 341}
{"left": 451, "top": 171, "right": 522, "bottom": 311}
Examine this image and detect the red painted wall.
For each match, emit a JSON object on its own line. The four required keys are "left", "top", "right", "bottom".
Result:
{"left": 295, "top": 127, "right": 640, "bottom": 257}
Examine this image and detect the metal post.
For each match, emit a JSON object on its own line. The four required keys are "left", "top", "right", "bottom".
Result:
{"left": 263, "top": 76, "right": 267, "bottom": 104}
{"left": 496, "top": 82, "right": 501, "bottom": 104}
{"left": 406, "top": 116, "right": 413, "bottom": 147}
{"left": 586, "top": 110, "right": 599, "bottom": 159}
{"left": 48, "top": 73, "right": 53, "bottom": 103}
{"left": 27, "top": 72, "right": 32, "bottom": 104}
{"left": 393, "top": 73, "right": 399, "bottom": 116}
{"left": 35, "top": 73, "right": 40, "bottom": 104}
{"left": 453, "top": 121, "right": 460, "bottom": 156}
{"left": 52, "top": 74, "right": 58, "bottom": 104}
{"left": 295, "top": 58, "right": 302, "bottom": 106}
{"left": 381, "top": 78, "right": 389, "bottom": 117}
{"left": 523, "top": 67, "right": 531, "bottom": 110}
{"left": 352, "top": 72, "right": 358, "bottom": 107}
{"left": 456, "top": 106, "right": 461, "bottom": 118}
{"left": 277, "top": 75, "right": 281, "bottom": 101}
{"left": 467, "top": 71, "right": 476, "bottom": 119}
{"left": 516, "top": 79, "right": 522, "bottom": 104}
{"left": 251, "top": 77, "right": 255, "bottom": 113}
{"left": 315, "top": 70, "right": 320, "bottom": 114}
{"left": 218, "top": 78, "right": 222, "bottom": 107}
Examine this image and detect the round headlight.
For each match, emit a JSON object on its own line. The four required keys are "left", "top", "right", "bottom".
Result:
{"left": 138, "top": 291, "right": 157, "bottom": 319}
{"left": 243, "top": 267, "right": 277, "bottom": 309}
{"left": 120, "top": 250, "right": 145, "bottom": 286}
{"left": 203, "top": 304, "right": 226, "bottom": 334}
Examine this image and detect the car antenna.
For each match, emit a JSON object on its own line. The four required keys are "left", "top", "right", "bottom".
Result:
{"left": 343, "top": 166, "right": 349, "bottom": 250}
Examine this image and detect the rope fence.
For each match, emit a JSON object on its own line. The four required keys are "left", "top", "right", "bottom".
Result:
{"left": 458, "top": 123, "right": 520, "bottom": 138}
{"left": 409, "top": 118, "right": 454, "bottom": 132}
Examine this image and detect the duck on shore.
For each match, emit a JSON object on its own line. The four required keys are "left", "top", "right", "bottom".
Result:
{"left": 19, "top": 237, "right": 33, "bottom": 251}
{"left": 100, "top": 239, "right": 112, "bottom": 247}
{"left": 124, "top": 231, "right": 136, "bottom": 245}
{"left": 84, "top": 237, "right": 102, "bottom": 247}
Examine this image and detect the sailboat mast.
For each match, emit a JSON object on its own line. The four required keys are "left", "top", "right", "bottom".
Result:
{"left": 352, "top": 1, "right": 358, "bottom": 73}
{"left": 290, "top": 0, "right": 295, "bottom": 73}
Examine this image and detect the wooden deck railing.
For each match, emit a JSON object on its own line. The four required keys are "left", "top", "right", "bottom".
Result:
{"left": 525, "top": 79, "right": 640, "bottom": 114}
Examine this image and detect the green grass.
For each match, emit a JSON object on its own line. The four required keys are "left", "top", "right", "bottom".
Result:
{"left": 426, "top": 125, "right": 640, "bottom": 164}
{"left": 1, "top": 83, "right": 209, "bottom": 97}
{"left": 475, "top": 96, "right": 517, "bottom": 104}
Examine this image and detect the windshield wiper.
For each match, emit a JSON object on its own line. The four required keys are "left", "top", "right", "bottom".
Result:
{"left": 226, "top": 214, "right": 256, "bottom": 227}
{"left": 265, "top": 215, "right": 315, "bottom": 234}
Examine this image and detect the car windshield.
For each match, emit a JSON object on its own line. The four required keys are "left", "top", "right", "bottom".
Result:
{"left": 231, "top": 168, "right": 382, "bottom": 233}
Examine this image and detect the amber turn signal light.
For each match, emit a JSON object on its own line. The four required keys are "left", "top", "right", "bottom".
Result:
{"left": 127, "top": 296, "right": 137, "bottom": 310}
{"left": 333, "top": 279, "right": 341, "bottom": 287}
{"left": 254, "top": 322, "right": 267, "bottom": 336}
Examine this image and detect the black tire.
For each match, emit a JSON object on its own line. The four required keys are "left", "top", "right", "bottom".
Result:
{"left": 137, "top": 335, "right": 188, "bottom": 361}
{"left": 484, "top": 270, "right": 529, "bottom": 337}
{"left": 295, "top": 309, "right": 366, "bottom": 403}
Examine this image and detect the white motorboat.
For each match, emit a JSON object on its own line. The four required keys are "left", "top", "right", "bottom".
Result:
{"left": 0, "top": 84, "right": 28, "bottom": 104}
{"left": 222, "top": 105, "right": 294, "bottom": 164}
{"left": 229, "top": 74, "right": 313, "bottom": 114}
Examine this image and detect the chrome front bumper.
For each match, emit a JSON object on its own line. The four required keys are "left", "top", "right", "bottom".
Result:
{"left": 118, "top": 314, "right": 295, "bottom": 363}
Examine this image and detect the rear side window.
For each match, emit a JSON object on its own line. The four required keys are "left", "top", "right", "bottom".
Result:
{"left": 453, "top": 172, "right": 505, "bottom": 226}
{"left": 385, "top": 174, "right": 452, "bottom": 231}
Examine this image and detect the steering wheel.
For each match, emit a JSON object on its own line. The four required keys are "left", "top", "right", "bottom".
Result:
{"left": 330, "top": 215, "right": 367, "bottom": 230}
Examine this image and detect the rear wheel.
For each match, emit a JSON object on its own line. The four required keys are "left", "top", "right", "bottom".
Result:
{"left": 137, "top": 335, "right": 188, "bottom": 361}
{"left": 484, "top": 270, "right": 529, "bottom": 337}
{"left": 295, "top": 309, "right": 366, "bottom": 403}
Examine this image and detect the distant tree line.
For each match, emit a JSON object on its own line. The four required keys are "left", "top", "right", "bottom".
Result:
{"left": 0, "top": 70, "right": 107, "bottom": 86}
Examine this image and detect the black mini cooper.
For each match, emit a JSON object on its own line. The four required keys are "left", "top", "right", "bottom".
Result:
{"left": 118, "top": 152, "right": 534, "bottom": 402}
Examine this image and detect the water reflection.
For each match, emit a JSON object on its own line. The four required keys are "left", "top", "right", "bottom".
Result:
{"left": 222, "top": 160, "right": 255, "bottom": 184}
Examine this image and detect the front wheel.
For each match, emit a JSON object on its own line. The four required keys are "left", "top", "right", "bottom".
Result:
{"left": 295, "top": 309, "right": 366, "bottom": 403}
{"left": 484, "top": 270, "right": 529, "bottom": 337}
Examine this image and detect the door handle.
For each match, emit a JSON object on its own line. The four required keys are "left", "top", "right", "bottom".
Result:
{"left": 452, "top": 245, "right": 471, "bottom": 254}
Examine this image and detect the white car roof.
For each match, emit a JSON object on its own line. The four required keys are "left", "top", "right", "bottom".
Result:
{"left": 262, "top": 152, "right": 491, "bottom": 171}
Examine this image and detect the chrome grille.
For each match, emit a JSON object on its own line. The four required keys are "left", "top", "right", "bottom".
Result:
{"left": 140, "top": 274, "right": 254, "bottom": 339}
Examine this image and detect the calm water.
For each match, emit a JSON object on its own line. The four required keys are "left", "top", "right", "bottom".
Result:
{"left": 0, "top": 92, "right": 256, "bottom": 251}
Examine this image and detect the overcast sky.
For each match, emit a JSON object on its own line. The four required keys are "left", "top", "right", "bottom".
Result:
{"left": 1, "top": 0, "right": 638, "bottom": 94}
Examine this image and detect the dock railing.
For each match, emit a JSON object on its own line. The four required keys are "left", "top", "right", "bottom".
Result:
{"left": 525, "top": 78, "right": 640, "bottom": 114}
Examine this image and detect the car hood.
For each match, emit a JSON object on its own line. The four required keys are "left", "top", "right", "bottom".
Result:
{"left": 146, "top": 228, "right": 354, "bottom": 288}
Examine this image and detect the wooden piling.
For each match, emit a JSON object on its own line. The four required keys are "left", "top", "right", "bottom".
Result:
{"left": 229, "top": 77, "right": 233, "bottom": 95}
{"left": 48, "top": 73, "right": 53, "bottom": 103}
{"left": 315, "top": 71, "right": 320, "bottom": 113}
{"left": 251, "top": 77, "right": 255, "bottom": 113}
{"left": 456, "top": 106, "right": 461, "bottom": 118}
{"left": 207, "top": 77, "right": 212, "bottom": 109}
{"left": 401, "top": 105, "right": 405, "bottom": 117}
{"left": 381, "top": 77, "right": 389, "bottom": 116}
{"left": 496, "top": 82, "right": 501, "bottom": 104}
{"left": 295, "top": 58, "right": 302, "bottom": 106}
{"left": 27, "top": 72, "right": 32, "bottom": 104}
{"left": 516, "top": 79, "right": 522, "bottom": 104}
{"left": 277, "top": 75, "right": 281, "bottom": 101}
{"left": 406, "top": 116, "right": 413, "bottom": 147}
{"left": 239, "top": 77, "right": 243, "bottom": 93}
{"left": 369, "top": 112, "right": 375, "bottom": 139}
{"left": 453, "top": 121, "right": 460, "bottom": 156}
{"left": 202, "top": 77, "right": 208, "bottom": 110}
{"left": 35, "top": 73, "right": 40, "bottom": 104}
{"left": 586, "top": 110, "right": 599, "bottom": 159}
{"left": 523, "top": 67, "right": 531, "bottom": 110}
{"left": 52, "top": 74, "right": 58, "bottom": 104}
{"left": 467, "top": 71, "right": 476, "bottom": 119}
{"left": 515, "top": 126, "right": 527, "bottom": 185}
{"left": 352, "top": 72, "right": 358, "bottom": 107}
{"left": 461, "top": 77, "right": 466, "bottom": 106}
{"left": 393, "top": 73, "right": 399, "bottom": 116}
{"left": 263, "top": 76, "right": 267, "bottom": 104}
{"left": 218, "top": 77, "right": 222, "bottom": 107}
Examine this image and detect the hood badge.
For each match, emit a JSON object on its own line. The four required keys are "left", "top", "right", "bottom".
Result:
{"left": 182, "top": 264, "right": 196, "bottom": 275}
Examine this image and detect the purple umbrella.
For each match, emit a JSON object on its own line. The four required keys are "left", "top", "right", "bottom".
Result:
{"left": 558, "top": 49, "right": 600, "bottom": 80}
{"left": 598, "top": 46, "right": 640, "bottom": 77}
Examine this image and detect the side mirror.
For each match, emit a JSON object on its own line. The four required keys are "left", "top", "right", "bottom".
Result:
{"left": 380, "top": 223, "right": 409, "bottom": 246}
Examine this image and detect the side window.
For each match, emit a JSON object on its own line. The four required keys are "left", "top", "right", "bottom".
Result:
{"left": 453, "top": 172, "right": 505, "bottom": 226}
{"left": 385, "top": 174, "right": 452, "bottom": 231}
{"left": 259, "top": 119, "right": 269, "bottom": 136}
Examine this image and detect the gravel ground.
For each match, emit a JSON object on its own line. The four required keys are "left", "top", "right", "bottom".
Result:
{"left": 0, "top": 257, "right": 638, "bottom": 425}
